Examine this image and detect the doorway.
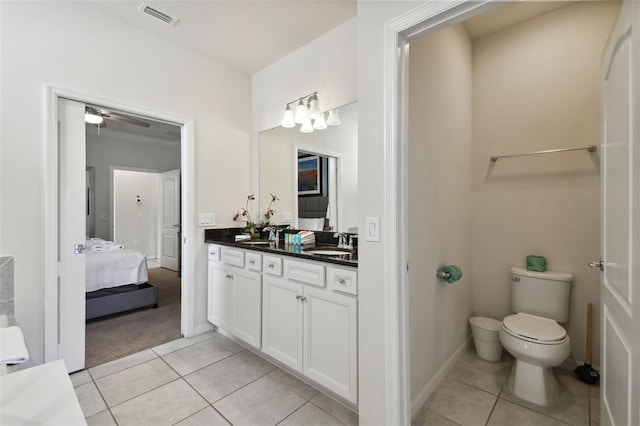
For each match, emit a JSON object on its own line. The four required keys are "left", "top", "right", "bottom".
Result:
{"left": 380, "top": 1, "right": 635, "bottom": 424}
{"left": 296, "top": 149, "right": 339, "bottom": 232}
{"left": 44, "top": 88, "right": 196, "bottom": 372}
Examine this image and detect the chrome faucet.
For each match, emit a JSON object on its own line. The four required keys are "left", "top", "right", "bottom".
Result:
{"left": 264, "top": 227, "right": 277, "bottom": 242}
{"left": 334, "top": 232, "right": 347, "bottom": 248}
{"left": 347, "top": 234, "right": 357, "bottom": 250}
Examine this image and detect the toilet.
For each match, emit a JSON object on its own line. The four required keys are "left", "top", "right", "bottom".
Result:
{"left": 499, "top": 266, "right": 572, "bottom": 406}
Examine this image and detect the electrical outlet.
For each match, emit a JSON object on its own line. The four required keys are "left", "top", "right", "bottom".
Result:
{"left": 198, "top": 213, "right": 216, "bottom": 227}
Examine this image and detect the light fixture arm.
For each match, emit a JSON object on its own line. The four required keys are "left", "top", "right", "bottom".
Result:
{"left": 284, "top": 91, "right": 317, "bottom": 107}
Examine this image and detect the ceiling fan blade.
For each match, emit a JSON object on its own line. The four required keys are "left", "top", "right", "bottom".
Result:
{"left": 104, "top": 112, "right": 151, "bottom": 128}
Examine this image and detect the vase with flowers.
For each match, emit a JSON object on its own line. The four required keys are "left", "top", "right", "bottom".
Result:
{"left": 233, "top": 194, "right": 259, "bottom": 238}
{"left": 259, "top": 193, "right": 280, "bottom": 228}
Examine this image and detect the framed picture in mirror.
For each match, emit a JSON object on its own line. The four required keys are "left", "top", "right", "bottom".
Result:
{"left": 298, "top": 155, "right": 321, "bottom": 195}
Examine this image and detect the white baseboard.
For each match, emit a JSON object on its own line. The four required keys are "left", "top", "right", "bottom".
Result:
{"left": 189, "top": 322, "right": 214, "bottom": 338}
{"left": 411, "top": 336, "right": 472, "bottom": 419}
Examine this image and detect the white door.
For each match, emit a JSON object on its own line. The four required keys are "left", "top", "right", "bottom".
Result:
{"left": 58, "top": 98, "right": 86, "bottom": 372}
{"left": 160, "top": 169, "right": 180, "bottom": 271}
{"left": 599, "top": 2, "right": 640, "bottom": 425}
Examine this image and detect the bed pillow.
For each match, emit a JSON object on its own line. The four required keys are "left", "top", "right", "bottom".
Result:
{"left": 298, "top": 217, "right": 325, "bottom": 231}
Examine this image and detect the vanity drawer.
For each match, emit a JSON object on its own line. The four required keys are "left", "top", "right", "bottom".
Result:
{"left": 263, "top": 255, "right": 282, "bottom": 276}
{"left": 246, "top": 252, "right": 262, "bottom": 272}
{"left": 327, "top": 266, "right": 357, "bottom": 296}
{"left": 285, "top": 259, "right": 325, "bottom": 287}
{"left": 208, "top": 244, "right": 221, "bottom": 262}
{"left": 221, "top": 247, "right": 245, "bottom": 267}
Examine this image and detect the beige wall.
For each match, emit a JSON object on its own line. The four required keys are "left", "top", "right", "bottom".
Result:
{"left": 0, "top": 1, "right": 251, "bottom": 365}
{"left": 86, "top": 132, "right": 180, "bottom": 241}
{"left": 408, "top": 23, "right": 474, "bottom": 408}
{"left": 357, "top": 2, "right": 424, "bottom": 421}
{"left": 470, "top": 2, "right": 620, "bottom": 366}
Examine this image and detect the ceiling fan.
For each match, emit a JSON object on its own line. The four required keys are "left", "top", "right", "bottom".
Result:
{"left": 84, "top": 106, "right": 151, "bottom": 128}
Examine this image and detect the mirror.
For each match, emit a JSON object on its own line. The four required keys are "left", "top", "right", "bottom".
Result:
{"left": 259, "top": 102, "right": 357, "bottom": 232}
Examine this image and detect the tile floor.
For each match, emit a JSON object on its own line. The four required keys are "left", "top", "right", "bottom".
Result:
{"left": 413, "top": 347, "right": 600, "bottom": 426}
{"left": 73, "top": 333, "right": 600, "bottom": 426}
{"left": 72, "top": 331, "right": 358, "bottom": 426}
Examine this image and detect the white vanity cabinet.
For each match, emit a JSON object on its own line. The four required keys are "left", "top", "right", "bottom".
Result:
{"left": 231, "top": 267, "right": 262, "bottom": 348}
{"left": 262, "top": 257, "right": 358, "bottom": 404}
{"left": 262, "top": 275, "right": 303, "bottom": 371}
{"left": 207, "top": 257, "right": 234, "bottom": 331}
{"left": 208, "top": 245, "right": 262, "bottom": 349}
{"left": 208, "top": 243, "right": 358, "bottom": 405}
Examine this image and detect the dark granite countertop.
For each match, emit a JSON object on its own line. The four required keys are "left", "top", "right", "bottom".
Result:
{"left": 204, "top": 228, "right": 357, "bottom": 267}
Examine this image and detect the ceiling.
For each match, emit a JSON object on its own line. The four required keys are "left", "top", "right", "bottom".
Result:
{"left": 85, "top": 103, "right": 182, "bottom": 144}
{"left": 81, "top": 0, "right": 357, "bottom": 75}
{"left": 462, "top": 2, "right": 572, "bottom": 40}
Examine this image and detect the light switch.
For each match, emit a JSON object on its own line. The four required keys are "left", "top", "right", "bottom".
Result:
{"left": 282, "top": 212, "right": 293, "bottom": 224}
{"left": 199, "top": 213, "right": 216, "bottom": 227}
{"left": 365, "top": 217, "right": 380, "bottom": 242}
{"left": 137, "top": 211, "right": 143, "bottom": 219}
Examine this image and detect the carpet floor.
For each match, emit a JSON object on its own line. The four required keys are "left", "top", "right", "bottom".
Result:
{"left": 85, "top": 267, "right": 182, "bottom": 368}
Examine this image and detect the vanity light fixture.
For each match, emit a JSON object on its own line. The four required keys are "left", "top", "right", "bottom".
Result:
{"left": 326, "top": 108, "right": 341, "bottom": 126}
{"left": 281, "top": 105, "right": 295, "bottom": 128}
{"left": 280, "top": 92, "right": 339, "bottom": 133}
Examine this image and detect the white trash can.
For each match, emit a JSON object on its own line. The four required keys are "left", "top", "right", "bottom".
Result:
{"left": 469, "top": 316, "right": 503, "bottom": 362}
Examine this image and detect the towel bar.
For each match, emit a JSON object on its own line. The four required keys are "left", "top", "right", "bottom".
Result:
{"left": 490, "top": 145, "right": 597, "bottom": 162}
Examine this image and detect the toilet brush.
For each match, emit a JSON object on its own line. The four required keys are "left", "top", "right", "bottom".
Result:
{"left": 574, "top": 302, "right": 600, "bottom": 385}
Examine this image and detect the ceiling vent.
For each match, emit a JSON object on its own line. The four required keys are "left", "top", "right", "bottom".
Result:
{"left": 138, "top": 2, "right": 179, "bottom": 26}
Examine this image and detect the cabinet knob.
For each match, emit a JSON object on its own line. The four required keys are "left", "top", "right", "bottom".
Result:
{"left": 337, "top": 278, "right": 346, "bottom": 285}
{"left": 268, "top": 264, "right": 275, "bottom": 269}
{"left": 225, "top": 274, "right": 233, "bottom": 279}
{"left": 249, "top": 260, "right": 256, "bottom": 265}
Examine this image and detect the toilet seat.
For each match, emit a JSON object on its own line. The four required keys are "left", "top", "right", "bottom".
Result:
{"left": 502, "top": 313, "right": 567, "bottom": 344}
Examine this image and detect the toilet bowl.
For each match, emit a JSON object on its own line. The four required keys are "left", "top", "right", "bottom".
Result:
{"left": 500, "top": 312, "right": 570, "bottom": 406}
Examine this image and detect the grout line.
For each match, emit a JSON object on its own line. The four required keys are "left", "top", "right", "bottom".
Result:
{"left": 88, "top": 350, "right": 159, "bottom": 381}
{"left": 308, "top": 397, "right": 354, "bottom": 426}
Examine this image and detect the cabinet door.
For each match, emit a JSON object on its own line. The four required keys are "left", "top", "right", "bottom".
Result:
{"left": 232, "top": 268, "right": 262, "bottom": 349}
{"left": 207, "top": 262, "right": 234, "bottom": 331}
{"left": 303, "top": 287, "right": 358, "bottom": 404}
{"left": 262, "top": 276, "right": 303, "bottom": 371}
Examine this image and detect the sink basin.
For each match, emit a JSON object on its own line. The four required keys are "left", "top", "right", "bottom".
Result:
{"left": 304, "top": 248, "right": 353, "bottom": 256}
{"left": 239, "top": 239, "right": 272, "bottom": 245}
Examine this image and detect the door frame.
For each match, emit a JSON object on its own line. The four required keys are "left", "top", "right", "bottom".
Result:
{"left": 294, "top": 144, "right": 342, "bottom": 232}
{"left": 44, "top": 85, "right": 197, "bottom": 363}
{"left": 381, "top": 1, "right": 497, "bottom": 423}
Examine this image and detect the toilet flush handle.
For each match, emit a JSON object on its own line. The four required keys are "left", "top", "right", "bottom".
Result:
{"left": 511, "top": 276, "right": 521, "bottom": 282}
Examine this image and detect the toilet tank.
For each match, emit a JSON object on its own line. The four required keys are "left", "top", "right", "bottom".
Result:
{"left": 511, "top": 266, "right": 572, "bottom": 323}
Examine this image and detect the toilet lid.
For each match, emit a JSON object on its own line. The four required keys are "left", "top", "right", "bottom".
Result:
{"left": 503, "top": 313, "right": 566, "bottom": 342}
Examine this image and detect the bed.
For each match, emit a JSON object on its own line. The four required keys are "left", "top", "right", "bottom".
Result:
{"left": 85, "top": 239, "right": 158, "bottom": 320}
{"left": 298, "top": 196, "right": 329, "bottom": 231}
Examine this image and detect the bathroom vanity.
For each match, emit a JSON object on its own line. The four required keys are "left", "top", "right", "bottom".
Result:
{"left": 205, "top": 230, "right": 358, "bottom": 406}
